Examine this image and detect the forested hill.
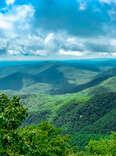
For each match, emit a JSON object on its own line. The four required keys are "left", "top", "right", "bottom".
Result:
{"left": 0, "top": 94, "right": 116, "bottom": 155}
{"left": 22, "top": 92, "right": 116, "bottom": 133}
{"left": 22, "top": 92, "right": 116, "bottom": 150}
{"left": 1, "top": 59, "right": 116, "bottom": 95}
{"left": 0, "top": 60, "right": 116, "bottom": 152}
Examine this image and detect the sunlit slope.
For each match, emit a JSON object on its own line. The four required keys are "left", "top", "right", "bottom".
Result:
{"left": 22, "top": 92, "right": 116, "bottom": 134}
{"left": 20, "top": 91, "right": 116, "bottom": 151}
{"left": 79, "top": 75, "right": 116, "bottom": 96}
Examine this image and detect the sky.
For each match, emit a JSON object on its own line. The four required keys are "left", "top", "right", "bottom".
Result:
{"left": 1, "top": 0, "right": 116, "bottom": 60}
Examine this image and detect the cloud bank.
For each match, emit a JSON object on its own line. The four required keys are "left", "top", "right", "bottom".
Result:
{"left": 0, "top": 0, "right": 116, "bottom": 59}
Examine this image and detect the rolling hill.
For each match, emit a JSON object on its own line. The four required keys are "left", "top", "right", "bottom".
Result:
{"left": 22, "top": 92, "right": 116, "bottom": 134}
{"left": 1, "top": 59, "right": 116, "bottom": 95}
{"left": 0, "top": 61, "right": 100, "bottom": 94}
{"left": 21, "top": 92, "right": 116, "bottom": 150}
{"left": 1, "top": 60, "right": 116, "bottom": 150}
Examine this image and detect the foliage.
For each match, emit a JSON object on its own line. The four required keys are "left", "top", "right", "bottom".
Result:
{"left": 0, "top": 94, "right": 28, "bottom": 155}
{"left": 0, "top": 94, "right": 116, "bottom": 156}
{"left": 0, "top": 94, "right": 28, "bottom": 130}
{"left": 0, "top": 94, "right": 75, "bottom": 156}
{"left": 70, "top": 133, "right": 109, "bottom": 151}
{"left": 19, "top": 122, "right": 75, "bottom": 156}
{"left": 21, "top": 92, "right": 116, "bottom": 150}
{"left": 69, "top": 132, "right": 116, "bottom": 156}
{"left": 53, "top": 92, "right": 116, "bottom": 135}
{"left": 86, "top": 132, "right": 116, "bottom": 156}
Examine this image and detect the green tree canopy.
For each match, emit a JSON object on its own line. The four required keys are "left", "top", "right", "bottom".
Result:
{"left": 0, "top": 94, "right": 75, "bottom": 156}
{"left": 0, "top": 94, "right": 116, "bottom": 156}
{"left": 0, "top": 94, "right": 28, "bottom": 130}
{"left": 86, "top": 132, "right": 116, "bottom": 156}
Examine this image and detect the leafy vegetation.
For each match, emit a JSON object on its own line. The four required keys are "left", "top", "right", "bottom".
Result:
{"left": 0, "top": 94, "right": 75, "bottom": 155}
{"left": 1, "top": 60, "right": 116, "bottom": 155}
{"left": 20, "top": 92, "right": 116, "bottom": 150}
{"left": 86, "top": 132, "right": 116, "bottom": 156}
{"left": 70, "top": 133, "right": 109, "bottom": 151}
{"left": 0, "top": 94, "right": 116, "bottom": 156}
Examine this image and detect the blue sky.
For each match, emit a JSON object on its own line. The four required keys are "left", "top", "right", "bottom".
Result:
{"left": 0, "top": 0, "right": 116, "bottom": 60}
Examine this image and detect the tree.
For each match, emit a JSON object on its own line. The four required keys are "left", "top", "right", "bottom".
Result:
{"left": 0, "top": 94, "right": 28, "bottom": 130}
{"left": 86, "top": 132, "right": 116, "bottom": 156}
{"left": 20, "top": 122, "right": 74, "bottom": 156}
{"left": 0, "top": 94, "right": 28, "bottom": 155}
{"left": 0, "top": 94, "right": 75, "bottom": 156}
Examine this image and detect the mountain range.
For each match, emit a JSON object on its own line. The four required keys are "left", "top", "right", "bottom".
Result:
{"left": 0, "top": 59, "right": 116, "bottom": 150}
{"left": 1, "top": 59, "right": 116, "bottom": 95}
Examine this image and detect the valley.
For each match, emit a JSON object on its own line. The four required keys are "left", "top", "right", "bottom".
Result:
{"left": 0, "top": 59, "right": 116, "bottom": 151}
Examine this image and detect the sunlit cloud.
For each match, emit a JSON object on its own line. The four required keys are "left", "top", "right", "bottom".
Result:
{"left": 59, "top": 49, "right": 83, "bottom": 56}
{"left": 44, "top": 33, "right": 54, "bottom": 44}
{"left": 0, "top": 0, "right": 116, "bottom": 59}
{"left": 6, "top": 0, "right": 15, "bottom": 5}
{"left": 99, "top": 0, "right": 116, "bottom": 4}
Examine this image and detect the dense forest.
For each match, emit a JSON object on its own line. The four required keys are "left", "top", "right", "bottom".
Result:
{"left": 21, "top": 92, "right": 116, "bottom": 151}
{"left": 0, "top": 61, "right": 116, "bottom": 155}
{"left": 0, "top": 94, "right": 116, "bottom": 156}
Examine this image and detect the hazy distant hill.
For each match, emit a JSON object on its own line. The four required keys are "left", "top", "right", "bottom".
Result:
{"left": 75, "top": 68, "right": 116, "bottom": 96}
{"left": 1, "top": 59, "right": 116, "bottom": 95}
{"left": 0, "top": 61, "right": 101, "bottom": 94}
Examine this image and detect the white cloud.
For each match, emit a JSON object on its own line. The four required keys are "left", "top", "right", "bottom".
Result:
{"left": 44, "top": 33, "right": 54, "bottom": 44}
{"left": 0, "top": 4, "right": 36, "bottom": 56}
{"left": 1, "top": 0, "right": 116, "bottom": 59}
{"left": 6, "top": 0, "right": 15, "bottom": 5}
{"left": 36, "top": 50, "right": 47, "bottom": 56}
{"left": 111, "top": 52, "right": 116, "bottom": 56}
{"left": 0, "top": 20, "right": 12, "bottom": 29}
{"left": 99, "top": 0, "right": 116, "bottom": 4}
{"left": 0, "top": 5, "right": 34, "bottom": 32}
{"left": 1, "top": 3, "right": 116, "bottom": 59}
{"left": 8, "top": 49, "right": 20, "bottom": 55}
{"left": 16, "top": 5, "right": 34, "bottom": 19}
{"left": 99, "top": 0, "right": 110, "bottom": 3}
{"left": 79, "top": 3, "right": 86, "bottom": 10}
{"left": 67, "top": 37, "right": 84, "bottom": 47}
{"left": 2, "top": 30, "right": 116, "bottom": 58}
{"left": 77, "top": 0, "right": 87, "bottom": 11}
{"left": 59, "top": 49, "right": 83, "bottom": 56}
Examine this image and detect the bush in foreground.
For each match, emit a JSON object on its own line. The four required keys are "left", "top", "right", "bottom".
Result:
{"left": 86, "top": 132, "right": 116, "bottom": 156}
{"left": 0, "top": 94, "right": 75, "bottom": 156}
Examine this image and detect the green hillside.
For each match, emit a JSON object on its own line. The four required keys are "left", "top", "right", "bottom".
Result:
{"left": 0, "top": 94, "right": 115, "bottom": 156}
{"left": 53, "top": 92, "right": 116, "bottom": 133}
{"left": 21, "top": 92, "right": 116, "bottom": 150}
{"left": 0, "top": 61, "right": 116, "bottom": 152}
{"left": 78, "top": 75, "right": 116, "bottom": 96}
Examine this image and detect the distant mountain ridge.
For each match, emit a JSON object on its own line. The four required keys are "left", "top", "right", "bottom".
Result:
{"left": 0, "top": 61, "right": 100, "bottom": 94}
{"left": 1, "top": 60, "right": 116, "bottom": 95}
